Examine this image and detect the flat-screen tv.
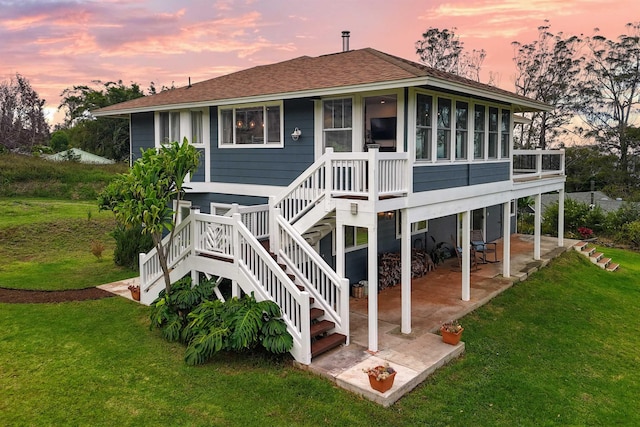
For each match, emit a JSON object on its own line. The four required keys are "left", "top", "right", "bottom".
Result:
{"left": 370, "top": 117, "right": 397, "bottom": 141}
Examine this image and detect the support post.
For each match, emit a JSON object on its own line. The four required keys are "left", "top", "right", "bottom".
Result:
{"left": 558, "top": 189, "right": 565, "bottom": 247}
{"left": 502, "top": 201, "right": 511, "bottom": 278}
{"left": 461, "top": 211, "right": 470, "bottom": 301}
{"left": 367, "top": 222, "right": 378, "bottom": 353}
{"left": 400, "top": 209, "right": 411, "bottom": 334}
{"left": 534, "top": 193, "right": 541, "bottom": 260}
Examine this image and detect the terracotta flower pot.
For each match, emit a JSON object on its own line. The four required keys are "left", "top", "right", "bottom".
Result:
{"left": 441, "top": 327, "right": 463, "bottom": 345}
{"left": 367, "top": 369, "right": 396, "bottom": 393}
{"left": 128, "top": 286, "right": 140, "bottom": 301}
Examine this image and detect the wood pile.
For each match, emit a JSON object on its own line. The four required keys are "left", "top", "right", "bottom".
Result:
{"left": 378, "top": 249, "right": 434, "bottom": 290}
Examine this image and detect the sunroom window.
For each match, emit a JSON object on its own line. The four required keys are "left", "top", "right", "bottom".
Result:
{"left": 488, "top": 107, "right": 499, "bottom": 159}
{"left": 191, "top": 111, "right": 203, "bottom": 144}
{"left": 501, "top": 110, "right": 510, "bottom": 158}
{"left": 474, "top": 105, "right": 485, "bottom": 159}
{"left": 455, "top": 101, "right": 468, "bottom": 160}
{"left": 415, "top": 93, "right": 433, "bottom": 160}
{"left": 219, "top": 103, "right": 282, "bottom": 147}
{"left": 437, "top": 98, "right": 452, "bottom": 160}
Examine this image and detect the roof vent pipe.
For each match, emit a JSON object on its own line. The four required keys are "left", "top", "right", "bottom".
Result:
{"left": 342, "top": 31, "right": 350, "bottom": 52}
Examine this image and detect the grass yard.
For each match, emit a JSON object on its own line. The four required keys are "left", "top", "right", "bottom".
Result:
{"left": 1, "top": 196, "right": 639, "bottom": 425}
{"left": 0, "top": 198, "right": 136, "bottom": 290}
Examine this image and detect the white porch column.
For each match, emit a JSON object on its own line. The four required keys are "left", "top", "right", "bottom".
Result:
{"left": 461, "top": 210, "right": 470, "bottom": 301}
{"left": 534, "top": 193, "right": 541, "bottom": 260}
{"left": 367, "top": 223, "right": 378, "bottom": 353}
{"left": 558, "top": 189, "right": 565, "bottom": 247}
{"left": 502, "top": 201, "right": 511, "bottom": 278}
{"left": 336, "top": 224, "right": 345, "bottom": 277}
{"left": 400, "top": 209, "right": 411, "bottom": 334}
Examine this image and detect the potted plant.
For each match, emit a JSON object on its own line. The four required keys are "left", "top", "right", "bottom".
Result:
{"left": 363, "top": 362, "right": 396, "bottom": 393}
{"left": 440, "top": 320, "right": 463, "bottom": 345}
{"left": 128, "top": 284, "right": 140, "bottom": 301}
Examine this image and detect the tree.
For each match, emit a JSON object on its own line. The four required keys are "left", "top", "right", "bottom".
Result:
{"left": 415, "top": 27, "right": 486, "bottom": 82}
{"left": 0, "top": 74, "right": 49, "bottom": 151}
{"left": 98, "top": 139, "right": 200, "bottom": 296}
{"left": 511, "top": 22, "right": 582, "bottom": 149}
{"left": 58, "top": 80, "right": 145, "bottom": 161}
{"left": 574, "top": 22, "right": 640, "bottom": 186}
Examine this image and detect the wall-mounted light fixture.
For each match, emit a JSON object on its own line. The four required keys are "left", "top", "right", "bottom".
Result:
{"left": 350, "top": 202, "right": 358, "bottom": 215}
{"left": 291, "top": 127, "right": 302, "bottom": 141}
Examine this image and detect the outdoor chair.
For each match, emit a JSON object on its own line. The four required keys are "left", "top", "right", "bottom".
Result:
{"left": 470, "top": 230, "right": 497, "bottom": 263}
{"left": 452, "top": 236, "right": 478, "bottom": 271}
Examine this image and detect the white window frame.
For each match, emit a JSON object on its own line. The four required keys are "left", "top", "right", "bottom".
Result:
{"left": 173, "top": 200, "right": 192, "bottom": 224}
{"left": 218, "top": 101, "right": 284, "bottom": 148}
{"left": 396, "top": 212, "right": 428, "bottom": 239}
{"left": 322, "top": 96, "right": 354, "bottom": 154}
{"left": 332, "top": 225, "right": 368, "bottom": 255}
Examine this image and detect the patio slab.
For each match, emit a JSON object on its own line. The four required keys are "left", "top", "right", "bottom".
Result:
{"left": 301, "top": 234, "right": 577, "bottom": 406}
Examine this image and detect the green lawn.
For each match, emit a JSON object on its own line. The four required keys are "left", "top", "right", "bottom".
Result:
{"left": 0, "top": 198, "right": 136, "bottom": 289}
{"left": 1, "top": 197, "right": 639, "bottom": 425}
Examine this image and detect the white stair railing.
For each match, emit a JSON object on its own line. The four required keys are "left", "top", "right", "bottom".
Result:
{"left": 273, "top": 209, "right": 349, "bottom": 339}
{"left": 139, "top": 216, "right": 193, "bottom": 297}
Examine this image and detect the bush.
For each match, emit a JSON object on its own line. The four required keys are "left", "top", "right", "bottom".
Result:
{"left": 111, "top": 224, "right": 154, "bottom": 269}
{"left": 618, "top": 220, "right": 640, "bottom": 248}
{"left": 150, "top": 278, "right": 293, "bottom": 365}
{"left": 543, "top": 198, "right": 605, "bottom": 238}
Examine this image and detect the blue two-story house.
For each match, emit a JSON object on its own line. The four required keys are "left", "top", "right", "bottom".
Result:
{"left": 95, "top": 42, "right": 566, "bottom": 365}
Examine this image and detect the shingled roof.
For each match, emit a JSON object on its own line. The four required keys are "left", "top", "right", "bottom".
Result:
{"left": 94, "top": 48, "right": 549, "bottom": 116}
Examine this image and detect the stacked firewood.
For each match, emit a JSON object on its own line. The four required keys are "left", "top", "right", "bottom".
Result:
{"left": 378, "top": 249, "right": 434, "bottom": 290}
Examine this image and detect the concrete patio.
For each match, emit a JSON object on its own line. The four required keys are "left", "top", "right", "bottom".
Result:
{"left": 299, "top": 234, "right": 577, "bottom": 406}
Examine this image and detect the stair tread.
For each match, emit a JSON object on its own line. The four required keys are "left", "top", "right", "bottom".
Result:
{"left": 310, "top": 307, "right": 324, "bottom": 320}
{"left": 311, "top": 333, "right": 347, "bottom": 358}
{"left": 607, "top": 263, "right": 620, "bottom": 271}
{"left": 310, "top": 319, "right": 335, "bottom": 337}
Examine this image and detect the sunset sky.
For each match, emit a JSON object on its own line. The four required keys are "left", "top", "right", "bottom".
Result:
{"left": 1, "top": 0, "right": 636, "bottom": 126}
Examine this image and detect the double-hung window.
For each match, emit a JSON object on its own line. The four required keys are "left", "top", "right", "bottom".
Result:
{"left": 455, "top": 101, "right": 468, "bottom": 160}
{"left": 191, "top": 111, "right": 203, "bottom": 145}
{"left": 488, "top": 107, "right": 499, "bottom": 159}
{"left": 219, "top": 103, "right": 282, "bottom": 147}
{"left": 415, "top": 93, "right": 433, "bottom": 160}
{"left": 323, "top": 98, "right": 352, "bottom": 152}
{"left": 159, "top": 112, "right": 180, "bottom": 144}
{"left": 437, "top": 98, "right": 452, "bottom": 160}
{"left": 501, "top": 110, "right": 510, "bottom": 158}
{"left": 474, "top": 105, "right": 485, "bottom": 159}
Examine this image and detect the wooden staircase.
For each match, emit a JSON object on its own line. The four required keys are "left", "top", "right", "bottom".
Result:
{"left": 265, "top": 241, "right": 347, "bottom": 359}
{"left": 573, "top": 241, "right": 620, "bottom": 272}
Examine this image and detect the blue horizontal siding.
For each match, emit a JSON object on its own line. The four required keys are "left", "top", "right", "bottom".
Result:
{"left": 130, "top": 112, "right": 154, "bottom": 162}
{"left": 209, "top": 99, "right": 315, "bottom": 187}
{"left": 413, "top": 162, "right": 510, "bottom": 192}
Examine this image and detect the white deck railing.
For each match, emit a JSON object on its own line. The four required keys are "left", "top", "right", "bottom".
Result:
{"left": 513, "top": 149, "right": 565, "bottom": 181}
{"left": 272, "top": 147, "right": 409, "bottom": 223}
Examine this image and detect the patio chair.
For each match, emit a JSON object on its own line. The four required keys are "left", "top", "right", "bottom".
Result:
{"left": 452, "top": 236, "right": 478, "bottom": 271}
{"left": 470, "top": 230, "right": 497, "bottom": 263}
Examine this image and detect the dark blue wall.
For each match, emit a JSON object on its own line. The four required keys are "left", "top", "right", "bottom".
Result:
{"left": 185, "top": 193, "right": 269, "bottom": 214}
{"left": 209, "top": 99, "right": 315, "bottom": 187}
{"left": 130, "top": 112, "right": 154, "bottom": 162}
{"left": 413, "top": 162, "right": 510, "bottom": 192}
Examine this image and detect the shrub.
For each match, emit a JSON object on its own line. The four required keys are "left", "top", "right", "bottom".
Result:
{"left": 619, "top": 220, "right": 640, "bottom": 248}
{"left": 149, "top": 277, "right": 218, "bottom": 342}
{"left": 183, "top": 293, "right": 293, "bottom": 366}
{"left": 543, "top": 198, "right": 605, "bottom": 238}
{"left": 111, "top": 224, "right": 154, "bottom": 269}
